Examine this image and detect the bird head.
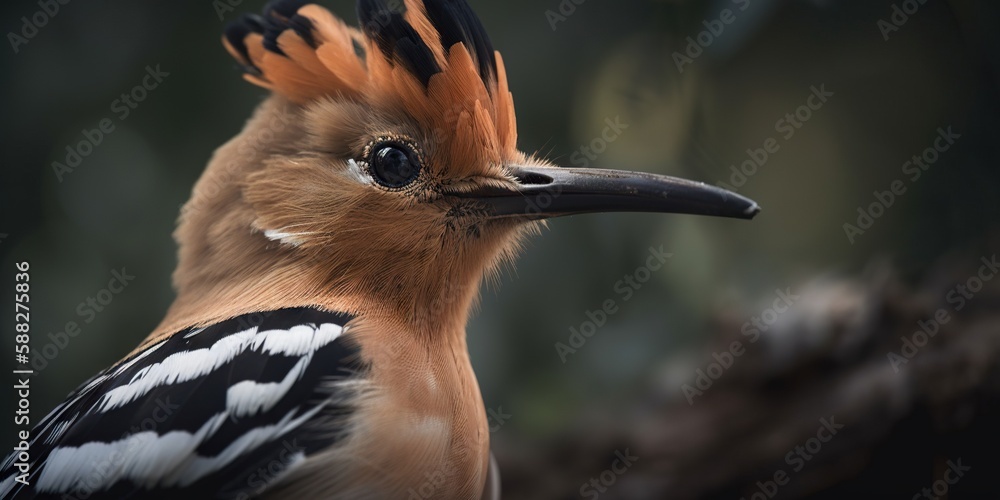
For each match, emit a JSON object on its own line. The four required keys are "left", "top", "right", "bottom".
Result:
{"left": 168, "top": 0, "right": 758, "bottom": 330}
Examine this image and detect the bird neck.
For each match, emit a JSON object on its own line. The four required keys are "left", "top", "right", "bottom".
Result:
{"left": 148, "top": 242, "right": 485, "bottom": 348}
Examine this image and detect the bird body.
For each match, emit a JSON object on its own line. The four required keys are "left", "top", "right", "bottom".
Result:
{"left": 1, "top": 0, "right": 757, "bottom": 498}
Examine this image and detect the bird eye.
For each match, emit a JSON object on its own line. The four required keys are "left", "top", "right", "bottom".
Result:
{"left": 367, "top": 142, "right": 422, "bottom": 189}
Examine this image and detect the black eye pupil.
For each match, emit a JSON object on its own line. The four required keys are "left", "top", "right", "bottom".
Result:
{"left": 370, "top": 143, "right": 421, "bottom": 188}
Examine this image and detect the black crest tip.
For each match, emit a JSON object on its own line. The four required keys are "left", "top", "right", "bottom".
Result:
{"left": 224, "top": 13, "right": 266, "bottom": 70}
{"left": 357, "top": 0, "right": 442, "bottom": 87}
{"left": 422, "top": 0, "right": 497, "bottom": 89}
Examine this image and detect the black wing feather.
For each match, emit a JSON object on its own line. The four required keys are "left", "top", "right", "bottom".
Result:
{"left": 0, "top": 307, "right": 366, "bottom": 500}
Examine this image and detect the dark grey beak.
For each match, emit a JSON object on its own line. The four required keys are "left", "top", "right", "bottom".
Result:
{"left": 450, "top": 164, "right": 760, "bottom": 220}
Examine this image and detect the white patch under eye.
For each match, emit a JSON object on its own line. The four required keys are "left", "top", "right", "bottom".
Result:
{"left": 346, "top": 159, "right": 374, "bottom": 186}
{"left": 264, "top": 229, "right": 306, "bottom": 247}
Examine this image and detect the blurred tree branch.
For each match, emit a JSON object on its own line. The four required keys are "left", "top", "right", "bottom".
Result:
{"left": 498, "top": 252, "right": 1000, "bottom": 499}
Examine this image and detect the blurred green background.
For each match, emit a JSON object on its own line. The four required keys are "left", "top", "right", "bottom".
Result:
{"left": 2, "top": 0, "right": 999, "bottom": 497}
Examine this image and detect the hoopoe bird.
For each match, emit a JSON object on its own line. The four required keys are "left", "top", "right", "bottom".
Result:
{"left": 2, "top": 0, "right": 758, "bottom": 498}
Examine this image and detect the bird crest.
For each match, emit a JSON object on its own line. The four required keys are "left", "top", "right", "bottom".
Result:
{"left": 223, "top": 0, "right": 518, "bottom": 170}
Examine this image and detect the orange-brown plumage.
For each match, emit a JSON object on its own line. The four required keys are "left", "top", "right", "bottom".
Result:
{"left": 144, "top": 2, "right": 532, "bottom": 496}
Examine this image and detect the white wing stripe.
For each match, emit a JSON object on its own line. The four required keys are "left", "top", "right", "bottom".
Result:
{"left": 45, "top": 416, "right": 77, "bottom": 445}
{"left": 226, "top": 355, "right": 312, "bottom": 419}
{"left": 183, "top": 327, "right": 206, "bottom": 339}
{"left": 93, "top": 322, "right": 344, "bottom": 414}
{"left": 36, "top": 413, "right": 228, "bottom": 493}
{"left": 1, "top": 311, "right": 354, "bottom": 497}
{"left": 251, "top": 323, "right": 344, "bottom": 356}
{"left": 0, "top": 473, "right": 15, "bottom": 498}
{"left": 94, "top": 329, "right": 257, "bottom": 413}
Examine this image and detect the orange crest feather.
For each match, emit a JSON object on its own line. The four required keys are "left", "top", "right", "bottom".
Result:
{"left": 223, "top": 0, "right": 518, "bottom": 164}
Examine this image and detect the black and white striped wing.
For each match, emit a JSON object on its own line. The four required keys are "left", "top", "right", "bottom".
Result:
{"left": 0, "top": 307, "right": 366, "bottom": 499}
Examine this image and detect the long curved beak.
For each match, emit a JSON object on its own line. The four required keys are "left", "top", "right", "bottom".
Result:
{"left": 450, "top": 164, "right": 760, "bottom": 221}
